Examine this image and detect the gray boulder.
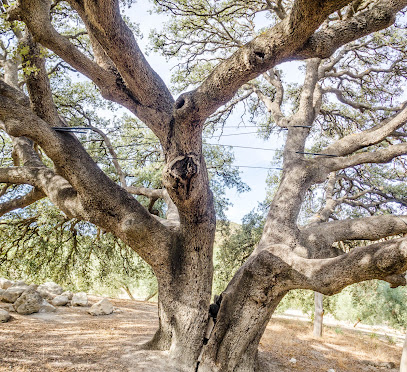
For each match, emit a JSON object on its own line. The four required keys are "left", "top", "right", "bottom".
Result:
{"left": 0, "top": 308, "right": 10, "bottom": 322}
{"left": 88, "top": 298, "right": 113, "bottom": 316}
{"left": 12, "top": 280, "right": 28, "bottom": 287}
{"left": 52, "top": 295, "right": 69, "bottom": 307}
{"left": 0, "top": 278, "right": 13, "bottom": 290}
{"left": 37, "top": 282, "right": 63, "bottom": 300}
{"left": 71, "top": 292, "right": 88, "bottom": 307}
{"left": 61, "top": 291, "right": 73, "bottom": 300}
{"left": 0, "top": 303, "right": 15, "bottom": 312}
{"left": 13, "top": 288, "right": 43, "bottom": 315}
{"left": 39, "top": 299, "right": 56, "bottom": 313}
{"left": 1, "top": 286, "right": 27, "bottom": 303}
{"left": 0, "top": 288, "right": 4, "bottom": 298}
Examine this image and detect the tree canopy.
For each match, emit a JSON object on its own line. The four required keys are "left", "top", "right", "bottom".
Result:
{"left": 1, "top": 1, "right": 407, "bottom": 371}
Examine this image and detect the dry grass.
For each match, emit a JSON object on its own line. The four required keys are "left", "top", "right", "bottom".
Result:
{"left": 0, "top": 298, "right": 401, "bottom": 371}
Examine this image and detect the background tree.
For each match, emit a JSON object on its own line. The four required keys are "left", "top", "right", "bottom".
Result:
{"left": 1, "top": 1, "right": 407, "bottom": 372}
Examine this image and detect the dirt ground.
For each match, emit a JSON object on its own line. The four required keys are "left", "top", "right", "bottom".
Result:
{"left": 0, "top": 296, "right": 402, "bottom": 372}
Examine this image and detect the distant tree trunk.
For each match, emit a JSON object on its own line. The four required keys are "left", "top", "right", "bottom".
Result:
{"left": 313, "top": 292, "right": 324, "bottom": 337}
{"left": 122, "top": 284, "right": 136, "bottom": 301}
{"left": 400, "top": 332, "right": 407, "bottom": 372}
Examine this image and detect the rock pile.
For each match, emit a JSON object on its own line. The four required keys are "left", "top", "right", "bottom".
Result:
{"left": 0, "top": 278, "right": 114, "bottom": 322}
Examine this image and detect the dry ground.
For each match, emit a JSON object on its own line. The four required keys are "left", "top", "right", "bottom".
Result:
{"left": 0, "top": 297, "right": 402, "bottom": 371}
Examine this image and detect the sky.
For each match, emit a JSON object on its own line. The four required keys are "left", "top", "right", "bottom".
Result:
{"left": 127, "top": 3, "right": 305, "bottom": 223}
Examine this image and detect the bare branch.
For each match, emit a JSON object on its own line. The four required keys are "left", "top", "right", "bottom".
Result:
{"left": 126, "top": 186, "right": 180, "bottom": 223}
{"left": 326, "top": 142, "right": 407, "bottom": 171}
{"left": 0, "top": 166, "right": 83, "bottom": 218}
{"left": 0, "top": 187, "right": 44, "bottom": 217}
{"left": 323, "top": 105, "right": 407, "bottom": 157}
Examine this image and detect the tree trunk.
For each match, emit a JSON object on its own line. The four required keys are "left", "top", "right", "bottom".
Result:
{"left": 139, "top": 219, "right": 215, "bottom": 370}
{"left": 198, "top": 255, "right": 289, "bottom": 372}
{"left": 122, "top": 284, "right": 136, "bottom": 301}
{"left": 313, "top": 292, "right": 324, "bottom": 337}
{"left": 400, "top": 331, "right": 407, "bottom": 372}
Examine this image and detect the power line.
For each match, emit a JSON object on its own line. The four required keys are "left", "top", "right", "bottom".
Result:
{"left": 54, "top": 127, "right": 337, "bottom": 157}
{"left": 91, "top": 155, "right": 282, "bottom": 170}
{"left": 207, "top": 143, "right": 280, "bottom": 151}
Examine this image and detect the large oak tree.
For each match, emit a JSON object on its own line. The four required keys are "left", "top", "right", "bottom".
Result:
{"left": 1, "top": 1, "right": 407, "bottom": 371}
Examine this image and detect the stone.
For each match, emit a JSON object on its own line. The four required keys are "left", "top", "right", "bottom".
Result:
{"left": 37, "top": 282, "right": 63, "bottom": 300}
{"left": 289, "top": 358, "right": 297, "bottom": 364}
{"left": 0, "top": 308, "right": 10, "bottom": 322}
{"left": 0, "top": 288, "right": 4, "bottom": 298}
{"left": 12, "top": 280, "right": 28, "bottom": 287}
{"left": 0, "top": 278, "right": 13, "bottom": 290}
{"left": 0, "top": 303, "right": 15, "bottom": 312}
{"left": 327, "top": 369, "right": 336, "bottom": 372}
{"left": 61, "top": 291, "right": 73, "bottom": 300}
{"left": 87, "top": 299, "right": 113, "bottom": 316}
{"left": 71, "top": 292, "right": 88, "bottom": 307}
{"left": 1, "top": 286, "right": 27, "bottom": 303}
{"left": 39, "top": 299, "right": 56, "bottom": 313}
{"left": 13, "top": 289, "right": 43, "bottom": 315}
{"left": 52, "top": 295, "right": 69, "bottom": 307}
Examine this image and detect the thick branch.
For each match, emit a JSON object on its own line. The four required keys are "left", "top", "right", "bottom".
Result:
{"left": 302, "top": 215, "right": 407, "bottom": 244}
{"left": 0, "top": 91, "right": 173, "bottom": 263}
{"left": 297, "top": 1, "right": 407, "bottom": 59}
{"left": 252, "top": 238, "right": 407, "bottom": 295}
{"left": 180, "top": 0, "right": 352, "bottom": 122}
{"left": 66, "top": 0, "right": 174, "bottom": 135}
{"left": 8, "top": 0, "right": 172, "bottom": 135}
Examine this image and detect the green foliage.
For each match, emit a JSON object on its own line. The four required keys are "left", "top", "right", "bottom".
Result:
{"left": 213, "top": 210, "right": 264, "bottom": 294}
{"left": 0, "top": 202, "right": 155, "bottom": 296}
{"left": 275, "top": 281, "right": 407, "bottom": 330}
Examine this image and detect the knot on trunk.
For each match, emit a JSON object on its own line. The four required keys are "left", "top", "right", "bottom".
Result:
{"left": 163, "top": 154, "right": 200, "bottom": 200}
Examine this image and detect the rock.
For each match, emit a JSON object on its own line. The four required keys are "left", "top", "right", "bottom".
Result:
{"left": 0, "top": 308, "right": 10, "bottom": 322}
{"left": 37, "top": 282, "right": 63, "bottom": 300}
{"left": 289, "top": 358, "right": 297, "bottom": 364}
{"left": 0, "top": 288, "right": 4, "bottom": 298}
{"left": 13, "top": 289, "right": 43, "bottom": 315}
{"left": 87, "top": 298, "right": 113, "bottom": 316}
{"left": 1, "top": 286, "right": 27, "bottom": 303}
{"left": 61, "top": 291, "right": 73, "bottom": 300}
{"left": 0, "top": 278, "right": 13, "bottom": 290}
{"left": 52, "top": 295, "right": 69, "bottom": 307}
{"left": 11, "top": 280, "right": 28, "bottom": 288}
{"left": 327, "top": 369, "right": 336, "bottom": 372}
{"left": 71, "top": 292, "right": 88, "bottom": 307}
{"left": 0, "top": 303, "right": 15, "bottom": 312}
{"left": 39, "top": 299, "right": 56, "bottom": 313}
